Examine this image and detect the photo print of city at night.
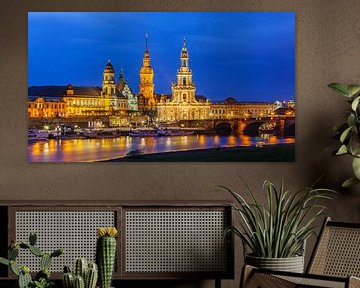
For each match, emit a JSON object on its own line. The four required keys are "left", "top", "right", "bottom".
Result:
{"left": 28, "top": 12, "right": 295, "bottom": 162}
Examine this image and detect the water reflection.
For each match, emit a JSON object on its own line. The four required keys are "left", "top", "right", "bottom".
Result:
{"left": 28, "top": 135, "right": 295, "bottom": 162}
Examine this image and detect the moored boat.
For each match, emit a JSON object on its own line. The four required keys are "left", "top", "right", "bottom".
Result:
{"left": 129, "top": 128, "right": 157, "bottom": 137}
{"left": 28, "top": 129, "right": 49, "bottom": 141}
{"left": 259, "top": 123, "right": 275, "bottom": 134}
{"left": 84, "top": 129, "right": 98, "bottom": 139}
{"left": 157, "top": 127, "right": 195, "bottom": 136}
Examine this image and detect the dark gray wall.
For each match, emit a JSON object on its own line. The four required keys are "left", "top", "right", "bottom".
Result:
{"left": 1, "top": 1, "right": 360, "bottom": 287}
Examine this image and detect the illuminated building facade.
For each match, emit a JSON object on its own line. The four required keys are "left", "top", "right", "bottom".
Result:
{"left": 138, "top": 34, "right": 156, "bottom": 111}
{"left": 117, "top": 69, "right": 138, "bottom": 111}
{"left": 210, "top": 98, "right": 276, "bottom": 119}
{"left": 28, "top": 97, "right": 66, "bottom": 118}
{"left": 28, "top": 62, "right": 134, "bottom": 118}
{"left": 157, "top": 39, "right": 211, "bottom": 122}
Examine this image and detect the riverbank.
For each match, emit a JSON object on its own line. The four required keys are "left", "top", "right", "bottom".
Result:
{"left": 104, "top": 143, "right": 295, "bottom": 162}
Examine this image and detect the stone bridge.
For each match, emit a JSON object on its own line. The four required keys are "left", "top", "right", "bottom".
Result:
{"left": 212, "top": 115, "right": 295, "bottom": 136}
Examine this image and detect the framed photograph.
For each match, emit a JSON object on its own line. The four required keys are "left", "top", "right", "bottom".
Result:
{"left": 28, "top": 12, "right": 295, "bottom": 162}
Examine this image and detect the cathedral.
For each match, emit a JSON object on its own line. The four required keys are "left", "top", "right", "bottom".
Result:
{"left": 157, "top": 39, "right": 211, "bottom": 121}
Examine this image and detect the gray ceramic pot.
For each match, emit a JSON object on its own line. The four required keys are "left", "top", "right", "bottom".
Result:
{"left": 245, "top": 254, "right": 305, "bottom": 273}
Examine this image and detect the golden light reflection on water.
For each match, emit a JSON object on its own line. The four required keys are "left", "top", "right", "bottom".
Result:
{"left": 240, "top": 135, "right": 252, "bottom": 146}
{"left": 28, "top": 135, "right": 295, "bottom": 162}
{"left": 227, "top": 135, "right": 237, "bottom": 146}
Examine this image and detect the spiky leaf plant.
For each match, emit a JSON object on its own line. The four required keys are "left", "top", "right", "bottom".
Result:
{"left": 222, "top": 179, "right": 335, "bottom": 258}
{"left": 328, "top": 83, "right": 360, "bottom": 187}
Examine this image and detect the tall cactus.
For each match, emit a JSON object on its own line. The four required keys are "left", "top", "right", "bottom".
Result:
{"left": 96, "top": 227, "right": 118, "bottom": 288}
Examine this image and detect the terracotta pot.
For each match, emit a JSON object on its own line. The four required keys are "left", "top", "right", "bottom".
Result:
{"left": 245, "top": 254, "right": 304, "bottom": 273}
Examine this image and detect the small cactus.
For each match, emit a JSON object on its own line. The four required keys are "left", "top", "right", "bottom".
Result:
{"left": 63, "top": 272, "right": 74, "bottom": 288}
{"left": 29, "top": 232, "right": 37, "bottom": 246}
{"left": 29, "top": 245, "right": 44, "bottom": 257}
{"left": 41, "top": 253, "right": 52, "bottom": 270}
{"left": 9, "top": 246, "right": 19, "bottom": 260}
{"left": 74, "top": 275, "right": 85, "bottom": 288}
{"left": 63, "top": 259, "right": 98, "bottom": 288}
{"left": 85, "top": 263, "right": 98, "bottom": 288}
{"left": 96, "top": 227, "right": 118, "bottom": 288}
{"left": 0, "top": 257, "right": 9, "bottom": 266}
{"left": 10, "top": 260, "right": 20, "bottom": 276}
{"left": 0, "top": 232, "right": 63, "bottom": 288}
{"left": 18, "top": 269, "right": 32, "bottom": 288}
{"left": 51, "top": 248, "right": 64, "bottom": 258}
{"left": 74, "top": 258, "right": 87, "bottom": 279}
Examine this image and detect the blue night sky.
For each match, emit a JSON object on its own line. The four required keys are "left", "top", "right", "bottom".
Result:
{"left": 28, "top": 12, "right": 295, "bottom": 102}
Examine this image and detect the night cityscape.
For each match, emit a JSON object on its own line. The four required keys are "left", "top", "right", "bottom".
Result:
{"left": 28, "top": 12, "right": 295, "bottom": 162}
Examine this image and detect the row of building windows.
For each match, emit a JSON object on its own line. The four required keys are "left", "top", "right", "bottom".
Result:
{"left": 211, "top": 109, "right": 273, "bottom": 115}
{"left": 68, "top": 99, "right": 104, "bottom": 106}
{"left": 29, "top": 103, "right": 65, "bottom": 109}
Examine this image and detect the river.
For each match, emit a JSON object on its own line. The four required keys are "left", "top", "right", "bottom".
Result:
{"left": 28, "top": 134, "right": 295, "bottom": 162}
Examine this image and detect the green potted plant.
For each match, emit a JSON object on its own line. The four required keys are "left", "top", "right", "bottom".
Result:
{"left": 0, "top": 232, "right": 63, "bottom": 288}
{"left": 328, "top": 83, "right": 360, "bottom": 187}
{"left": 221, "top": 179, "right": 335, "bottom": 273}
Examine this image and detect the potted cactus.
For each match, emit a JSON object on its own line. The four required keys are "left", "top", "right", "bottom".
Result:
{"left": 62, "top": 258, "right": 98, "bottom": 288}
{"left": 0, "top": 232, "right": 63, "bottom": 288}
{"left": 96, "top": 227, "right": 118, "bottom": 288}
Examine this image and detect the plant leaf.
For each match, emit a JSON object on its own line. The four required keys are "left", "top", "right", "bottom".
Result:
{"left": 347, "top": 135, "right": 360, "bottom": 157}
{"left": 351, "top": 96, "right": 360, "bottom": 111}
{"left": 347, "top": 114, "right": 356, "bottom": 127}
{"left": 340, "top": 127, "right": 353, "bottom": 143}
{"left": 342, "top": 177, "right": 360, "bottom": 188}
{"left": 347, "top": 85, "right": 360, "bottom": 97}
{"left": 336, "top": 144, "right": 348, "bottom": 155}
{"left": 352, "top": 157, "right": 360, "bottom": 179}
{"left": 328, "top": 83, "right": 351, "bottom": 97}
{"left": 0, "top": 257, "right": 9, "bottom": 266}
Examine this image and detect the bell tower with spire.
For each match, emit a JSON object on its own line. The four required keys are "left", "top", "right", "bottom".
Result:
{"left": 172, "top": 37, "right": 196, "bottom": 104}
{"left": 139, "top": 33, "right": 156, "bottom": 109}
{"left": 102, "top": 60, "right": 116, "bottom": 96}
{"left": 157, "top": 38, "right": 210, "bottom": 122}
{"left": 102, "top": 60, "right": 118, "bottom": 111}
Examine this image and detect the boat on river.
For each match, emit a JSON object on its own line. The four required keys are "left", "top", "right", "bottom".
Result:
{"left": 157, "top": 127, "right": 195, "bottom": 136}
{"left": 129, "top": 128, "right": 157, "bottom": 137}
{"left": 28, "top": 129, "right": 48, "bottom": 141}
{"left": 259, "top": 123, "right": 275, "bottom": 134}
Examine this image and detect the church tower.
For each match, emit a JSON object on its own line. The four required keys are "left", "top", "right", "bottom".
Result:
{"left": 157, "top": 38, "right": 210, "bottom": 122}
{"left": 102, "top": 60, "right": 116, "bottom": 96}
{"left": 102, "top": 60, "right": 118, "bottom": 110}
{"left": 171, "top": 38, "right": 197, "bottom": 104}
{"left": 139, "top": 34, "right": 156, "bottom": 109}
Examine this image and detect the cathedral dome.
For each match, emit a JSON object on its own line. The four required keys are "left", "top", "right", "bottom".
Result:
{"left": 104, "top": 61, "right": 115, "bottom": 73}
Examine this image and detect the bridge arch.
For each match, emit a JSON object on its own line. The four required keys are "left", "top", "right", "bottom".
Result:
{"left": 214, "top": 122, "right": 233, "bottom": 135}
{"left": 242, "top": 121, "right": 265, "bottom": 136}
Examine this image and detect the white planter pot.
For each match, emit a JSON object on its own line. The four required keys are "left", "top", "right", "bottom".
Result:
{"left": 245, "top": 254, "right": 305, "bottom": 273}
